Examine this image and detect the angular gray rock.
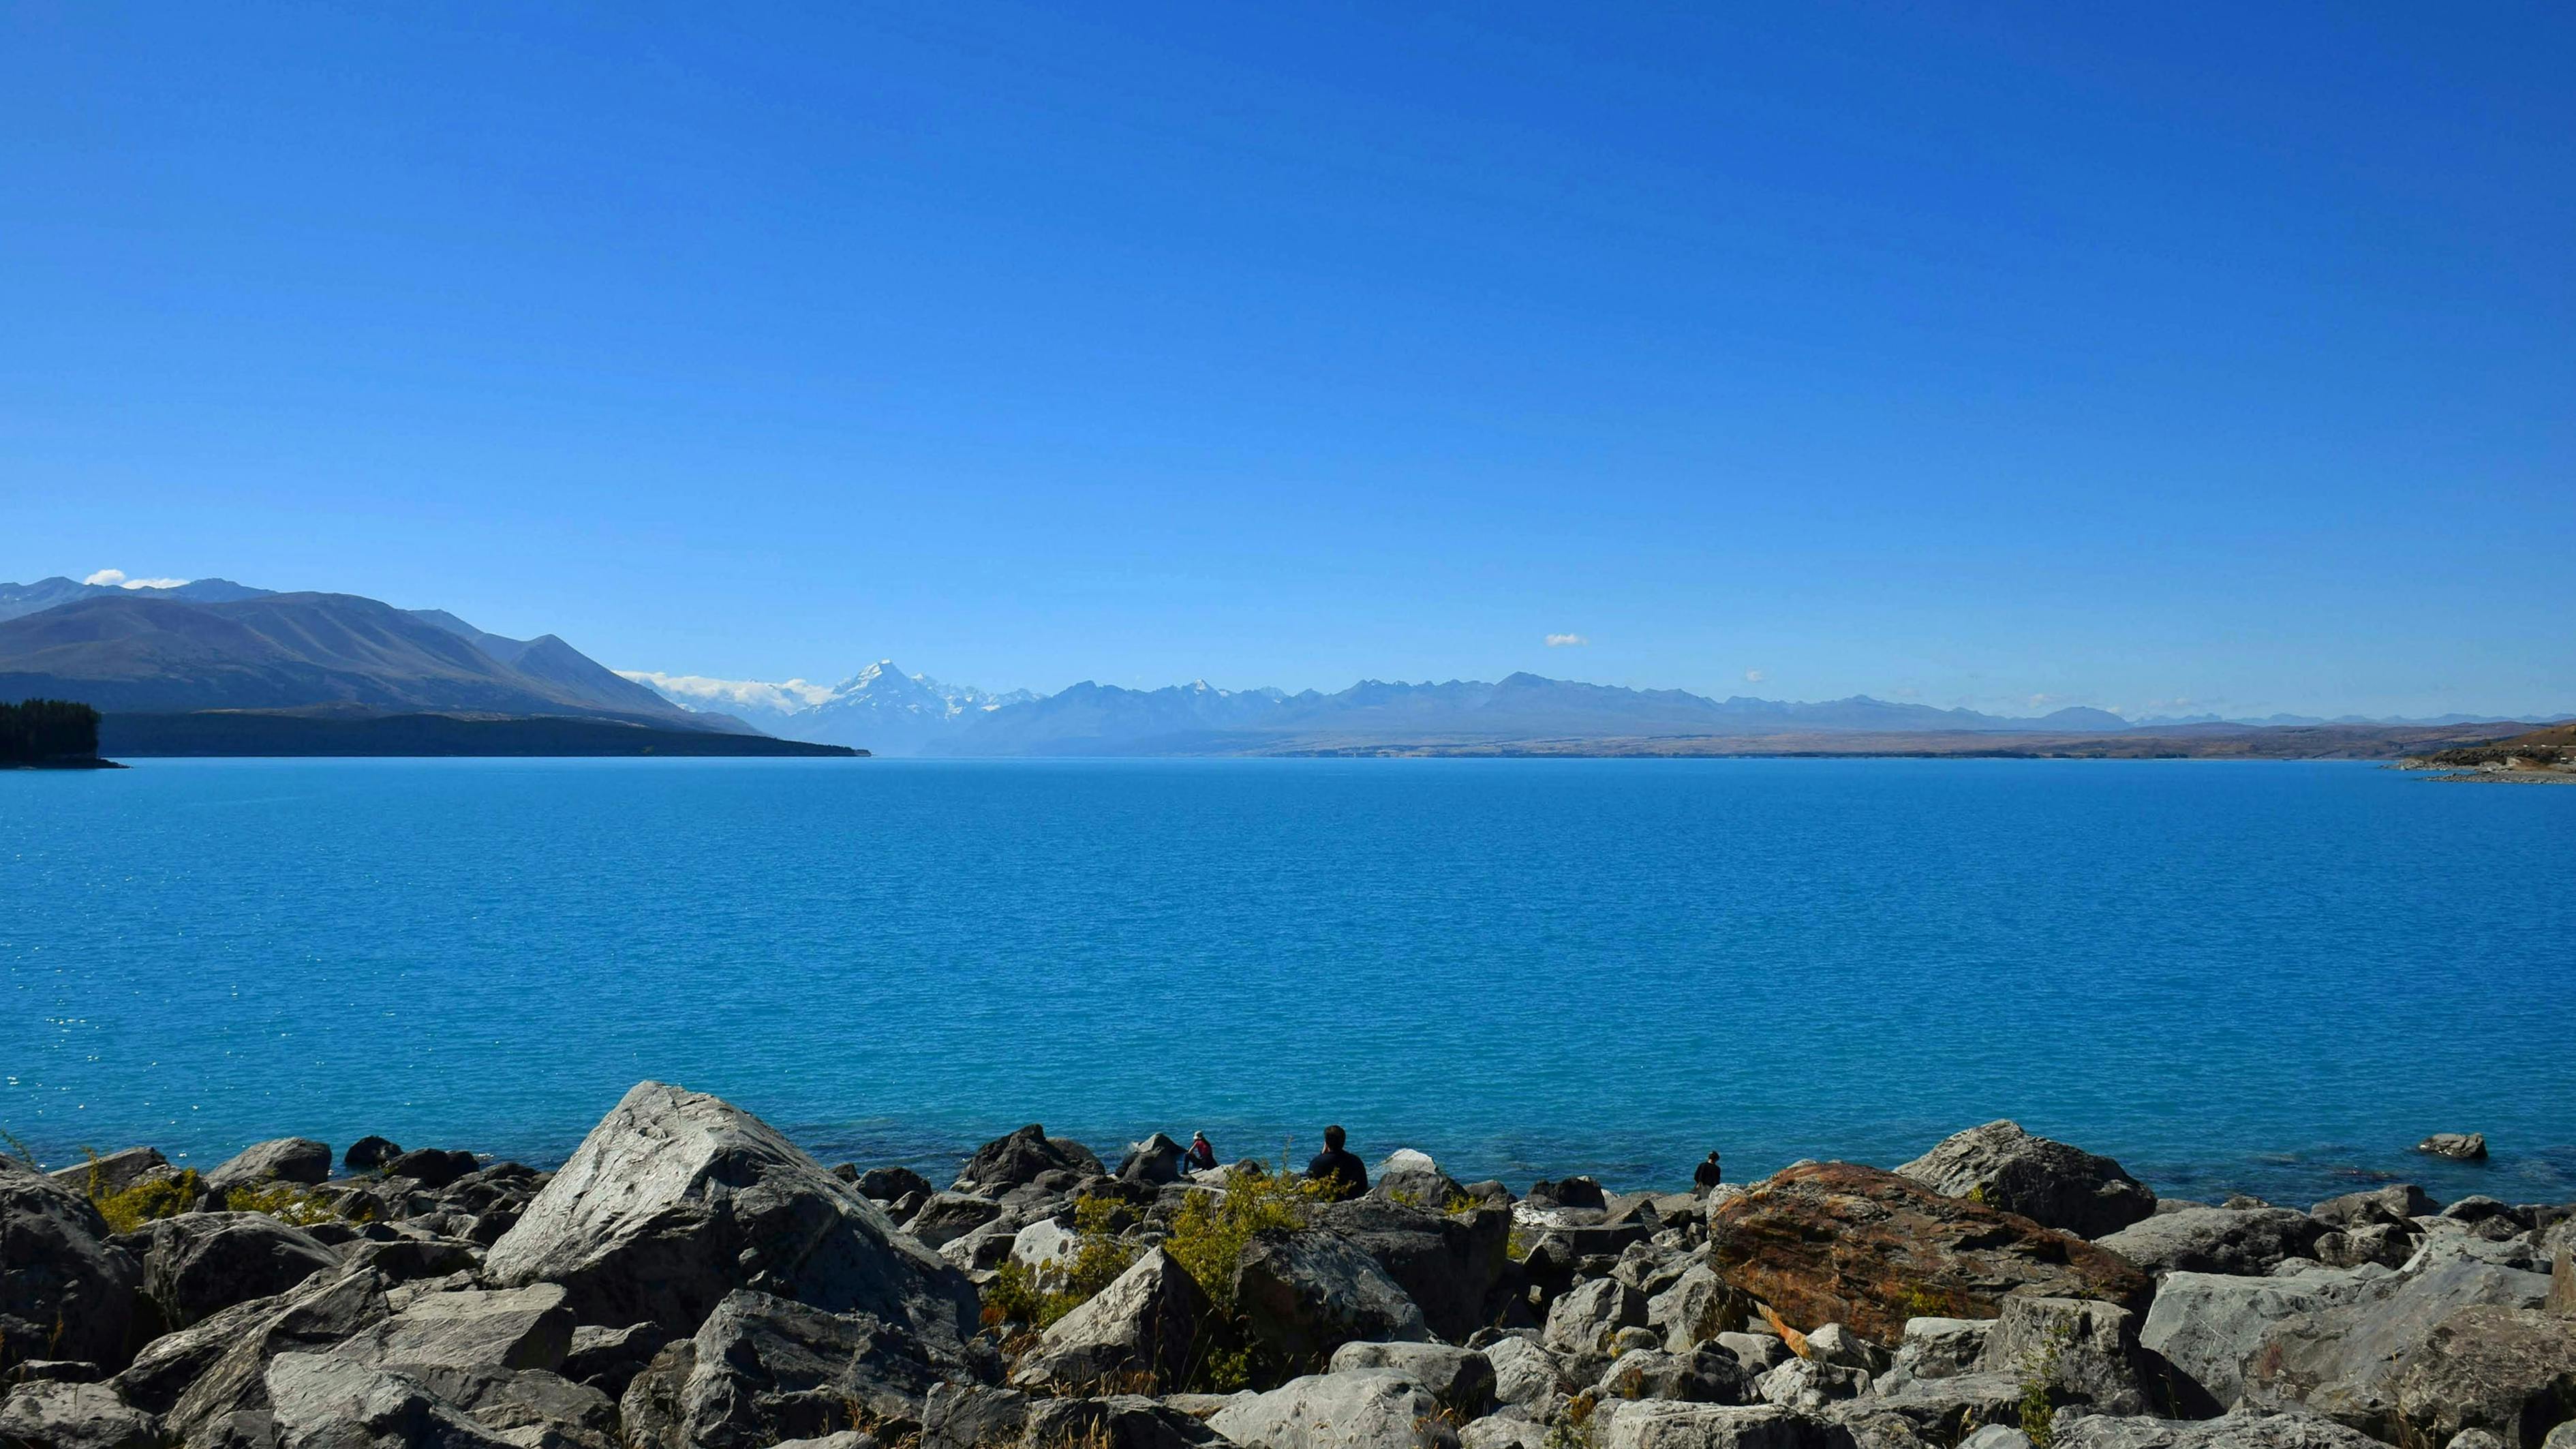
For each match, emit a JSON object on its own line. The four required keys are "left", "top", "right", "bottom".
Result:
{"left": 1805, "top": 1325, "right": 1888, "bottom": 1377}
{"left": 332, "top": 1283, "right": 574, "bottom": 1373}
{"left": 262, "top": 1350, "right": 515, "bottom": 1449}
{"left": 1650, "top": 1264, "right": 1758, "bottom": 1354}
{"left": 1373, "top": 1149, "right": 1467, "bottom": 1210}
{"left": 559, "top": 1320, "right": 669, "bottom": 1397}
{"left": 858, "top": 1165, "right": 934, "bottom": 1203}
{"left": 1118, "top": 1133, "right": 1187, "bottom": 1185}
{"left": 2240, "top": 1253, "right": 2551, "bottom": 1439}
{"left": 621, "top": 1287, "right": 983, "bottom": 1449}
{"left": 162, "top": 1266, "right": 395, "bottom": 1440}
{"left": 343, "top": 1136, "right": 403, "bottom": 1173}
{"left": 0, "top": 1379, "right": 166, "bottom": 1449}
{"left": 1482, "top": 1334, "right": 1569, "bottom": 1409}
{"left": 1024, "top": 1393, "right": 1225, "bottom": 1449}
{"left": 2142, "top": 1270, "right": 2372, "bottom": 1412}
{"left": 1546, "top": 1278, "right": 1651, "bottom": 1355}
{"left": 1894, "top": 1318, "right": 1992, "bottom": 1381}
{"left": 2097, "top": 1208, "right": 2331, "bottom": 1278}
{"left": 202, "top": 1137, "right": 333, "bottom": 1195}
{"left": 1864, "top": 1370, "right": 2026, "bottom": 1441}
{"left": 1235, "top": 1229, "right": 1431, "bottom": 1368}
{"left": 2051, "top": 1411, "right": 2391, "bottom": 1449}
{"left": 1716, "top": 1333, "right": 1791, "bottom": 1377}
{"left": 1317, "top": 1197, "right": 1511, "bottom": 1345}
{"left": 2310, "top": 1185, "right": 2437, "bottom": 1229}
{"left": 1895, "top": 1120, "right": 2156, "bottom": 1239}
{"left": 1208, "top": 1370, "right": 1445, "bottom": 1449}
{"left": 1462, "top": 1414, "right": 1552, "bottom": 1449}
{"left": 1975, "top": 1295, "right": 2154, "bottom": 1416}
{"left": 136, "top": 1211, "right": 339, "bottom": 1330}
{"left": 1012, "top": 1248, "right": 1210, "bottom": 1393}
{"left": 383, "top": 1148, "right": 480, "bottom": 1190}
{"left": 952, "top": 1124, "right": 1103, "bottom": 1195}
{"left": 922, "top": 1382, "right": 1030, "bottom": 1449}
{"left": 2418, "top": 1135, "right": 2489, "bottom": 1162}
{"left": 1753, "top": 1358, "right": 1867, "bottom": 1411}
{"left": 1598, "top": 1345, "right": 1755, "bottom": 1405}
{"left": 482, "top": 1082, "right": 979, "bottom": 1341}
{"left": 0, "top": 1156, "right": 140, "bottom": 1369}
{"left": 1598, "top": 1400, "right": 1854, "bottom": 1449}
{"left": 44, "top": 1147, "right": 169, "bottom": 1200}
{"left": 909, "top": 1192, "right": 1011, "bottom": 1249}
{"left": 1330, "top": 1341, "right": 1499, "bottom": 1416}
{"left": 2385, "top": 1305, "right": 2576, "bottom": 1449}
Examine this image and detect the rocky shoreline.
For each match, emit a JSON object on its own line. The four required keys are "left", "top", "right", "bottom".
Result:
{"left": 5, "top": 1085, "right": 2572, "bottom": 1449}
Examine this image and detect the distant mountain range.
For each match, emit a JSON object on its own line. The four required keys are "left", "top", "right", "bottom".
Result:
{"left": 623, "top": 661, "right": 1034, "bottom": 754}
{"left": 6, "top": 573, "right": 2561, "bottom": 758}
{"left": 625, "top": 665, "right": 2161, "bottom": 756}
{"left": 0, "top": 578, "right": 746, "bottom": 734}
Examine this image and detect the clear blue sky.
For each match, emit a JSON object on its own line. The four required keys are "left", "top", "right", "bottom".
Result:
{"left": 4, "top": 3, "right": 2569, "bottom": 717}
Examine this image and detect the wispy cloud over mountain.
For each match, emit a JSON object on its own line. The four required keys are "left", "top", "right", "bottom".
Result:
{"left": 1544, "top": 632, "right": 1588, "bottom": 647}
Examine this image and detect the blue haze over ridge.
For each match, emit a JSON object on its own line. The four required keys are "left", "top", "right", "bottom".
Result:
{"left": 4, "top": 757, "right": 2571, "bottom": 1206}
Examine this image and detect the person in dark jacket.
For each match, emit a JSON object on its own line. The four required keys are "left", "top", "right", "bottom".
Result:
{"left": 1693, "top": 1150, "right": 1723, "bottom": 1192}
{"left": 1305, "top": 1125, "right": 1368, "bottom": 1200}
{"left": 1186, "top": 1131, "right": 1218, "bottom": 1172}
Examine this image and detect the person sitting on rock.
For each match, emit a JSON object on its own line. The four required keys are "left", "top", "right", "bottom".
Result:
{"left": 1305, "top": 1124, "right": 1368, "bottom": 1200}
{"left": 1693, "top": 1150, "right": 1723, "bottom": 1193}
{"left": 1186, "top": 1131, "right": 1218, "bottom": 1172}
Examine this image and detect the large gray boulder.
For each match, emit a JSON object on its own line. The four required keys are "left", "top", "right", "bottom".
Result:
{"left": 2142, "top": 1270, "right": 2376, "bottom": 1411}
{"left": 952, "top": 1124, "right": 1103, "bottom": 1195}
{"left": 1974, "top": 1295, "right": 2158, "bottom": 1416}
{"left": 1597, "top": 1401, "right": 1854, "bottom": 1449}
{"left": 1331, "top": 1341, "right": 1499, "bottom": 1416}
{"left": 2098, "top": 1208, "right": 2330, "bottom": 1278}
{"left": 331, "top": 1283, "right": 574, "bottom": 1374}
{"left": 2240, "top": 1253, "right": 2551, "bottom": 1440}
{"left": 45, "top": 1147, "right": 168, "bottom": 1200}
{"left": 0, "top": 1379, "right": 167, "bottom": 1449}
{"left": 1892, "top": 1317, "right": 1992, "bottom": 1381}
{"left": 1862, "top": 1370, "right": 2027, "bottom": 1441}
{"left": 1235, "top": 1229, "right": 1431, "bottom": 1368}
{"left": 136, "top": 1211, "right": 339, "bottom": 1330}
{"left": 1208, "top": 1369, "right": 1444, "bottom": 1449}
{"left": 921, "top": 1383, "right": 1030, "bottom": 1449}
{"left": 1895, "top": 1121, "right": 2156, "bottom": 1239}
{"left": 620, "top": 1287, "right": 982, "bottom": 1449}
{"left": 2051, "top": 1412, "right": 2389, "bottom": 1449}
{"left": 482, "top": 1082, "right": 979, "bottom": 1341}
{"left": 1118, "top": 1133, "right": 1187, "bottom": 1185}
{"left": 907, "top": 1192, "right": 1011, "bottom": 1250}
{"left": 1024, "top": 1393, "right": 1226, "bottom": 1449}
{"left": 1650, "top": 1264, "right": 1759, "bottom": 1354}
{"left": 1546, "top": 1277, "right": 1650, "bottom": 1355}
{"left": 202, "top": 1137, "right": 332, "bottom": 1195}
{"left": 0, "top": 1157, "right": 141, "bottom": 1369}
{"left": 1373, "top": 1150, "right": 1467, "bottom": 1209}
{"left": 1483, "top": 1334, "right": 1569, "bottom": 1409}
{"left": 2310, "top": 1185, "right": 2436, "bottom": 1230}
{"left": 262, "top": 1350, "right": 517, "bottom": 1449}
{"left": 161, "top": 1266, "right": 395, "bottom": 1440}
{"left": 1317, "top": 1197, "right": 1510, "bottom": 1345}
{"left": 1011, "top": 1248, "right": 1209, "bottom": 1393}
{"left": 1599, "top": 1345, "right": 1755, "bottom": 1405}
{"left": 2385, "top": 1305, "right": 2576, "bottom": 1449}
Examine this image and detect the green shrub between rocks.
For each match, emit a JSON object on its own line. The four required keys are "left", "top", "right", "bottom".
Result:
{"left": 983, "top": 1195, "right": 1141, "bottom": 1331}
{"left": 92, "top": 1165, "right": 201, "bottom": 1234}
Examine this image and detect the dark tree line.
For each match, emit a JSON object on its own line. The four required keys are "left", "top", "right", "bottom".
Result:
{"left": 1, "top": 699, "right": 101, "bottom": 762}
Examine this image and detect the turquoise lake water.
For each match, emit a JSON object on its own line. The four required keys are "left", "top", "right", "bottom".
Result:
{"left": 4, "top": 757, "right": 2571, "bottom": 1207}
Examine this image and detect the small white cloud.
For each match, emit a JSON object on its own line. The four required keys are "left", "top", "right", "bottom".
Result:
{"left": 1743, "top": 669, "right": 1766, "bottom": 684}
{"left": 83, "top": 568, "right": 188, "bottom": 589}
{"left": 1544, "top": 632, "right": 1589, "bottom": 647}
{"left": 618, "top": 670, "right": 839, "bottom": 714}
